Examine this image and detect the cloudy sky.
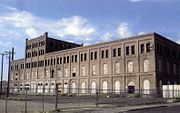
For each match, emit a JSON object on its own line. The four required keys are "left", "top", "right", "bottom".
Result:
{"left": 0, "top": 0, "right": 180, "bottom": 79}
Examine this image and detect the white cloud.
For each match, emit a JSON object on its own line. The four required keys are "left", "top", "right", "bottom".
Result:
{"left": 176, "top": 40, "right": 180, "bottom": 44}
{"left": 0, "top": 6, "right": 96, "bottom": 42}
{"left": 0, "top": 5, "right": 18, "bottom": 12}
{"left": 138, "top": 32, "right": 146, "bottom": 35}
{"left": 47, "top": 16, "right": 96, "bottom": 40}
{"left": 117, "top": 22, "right": 131, "bottom": 38}
{"left": 0, "top": 5, "right": 143, "bottom": 49}
{"left": 176, "top": 34, "right": 180, "bottom": 44}
{"left": 101, "top": 32, "right": 112, "bottom": 42}
{"left": 25, "top": 27, "right": 39, "bottom": 38}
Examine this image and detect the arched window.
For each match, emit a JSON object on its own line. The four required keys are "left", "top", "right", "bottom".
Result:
{"left": 81, "top": 82, "right": 86, "bottom": 94}
{"left": 114, "top": 80, "right": 120, "bottom": 94}
{"left": 31, "top": 83, "right": 36, "bottom": 93}
{"left": 173, "top": 64, "right": 177, "bottom": 74}
{"left": 91, "top": 81, "right": 96, "bottom": 94}
{"left": 144, "top": 60, "right": 149, "bottom": 72}
{"left": 168, "top": 81, "right": 170, "bottom": 85}
{"left": 32, "top": 71, "right": 37, "bottom": 79}
{"left": 57, "top": 69, "right": 62, "bottom": 77}
{"left": 115, "top": 63, "right": 120, "bottom": 74}
{"left": 159, "top": 80, "right": 162, "bottom": 92}
{"left": 21, "top": 72, "right": 24, "bottom": 80}
{"left": 45, "top": 70, "right": 49, "bottom": 78}
{"left": 27, "top": 72, "right": 30, "bottom": 79}
{"left": 72, "top": 67, "right": 76, "bottom": 77}
{"left": 71, "top": 82, "right": 76, "bottom": 93}
{"left": 72, "top": 67, "right": 76, "bottom": 73}
{"left": 50, "top": 82, "right": 55, "bottom": 94}
{"left": 127, "top": 61, "right": 133, "bottom": 73}
{"left": 103, "top": 64, "right": 108, "bottom": 74}
{"left": 81, "top": 66, "right": 86, "bottom": 76}
{"left": 158, "top": 60, "right": 162, "bottom": 72}
{"left": 167, "top": 62, "right": 170, "bottom": 73}
{"left": 64, "top": 83, "right": 68, "bottom": 93}
{"left": 102, "top": 81, "right": 108, "bottom": 93}
{"left": 37, "top": 83, "right": 43, "bottom": 93}
{"left": 143, "top": 80, "right": 150, "bottom": 94}
{"left": 64, "top": 68, "right": 68, "bottom": 77}
{"left": 92, "top": 65, "right": 96, "bottom": 75}
{"left": 45, "top": 82, "right": 49, "bottom": 93}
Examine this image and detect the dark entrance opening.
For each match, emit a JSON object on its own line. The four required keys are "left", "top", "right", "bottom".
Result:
{"left": 128, "top": 86, "right": 135, "bottom": 94}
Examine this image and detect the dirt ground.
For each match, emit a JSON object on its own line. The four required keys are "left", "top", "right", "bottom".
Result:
{"left": 0, "top": 96, "right": 166, "bottom": 113}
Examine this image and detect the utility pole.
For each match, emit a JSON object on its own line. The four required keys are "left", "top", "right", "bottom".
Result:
{"left": 11, "top": 47, "right": 14, "bottom": 61}
{"left": 3, "top": 47, "right": 15, "bottom": 98}
{"left": 6, "top": 51, "right": 11, "bottom": 98}
{"left": 0, "top": 47, "right": 15, "bottom": 99}
{"left": 0, "top": 53, "right": 4, "bottom": 99}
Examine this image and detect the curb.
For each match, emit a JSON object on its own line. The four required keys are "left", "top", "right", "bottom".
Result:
{"left": 127, "top": 105, "right": 167, "bottom": 112}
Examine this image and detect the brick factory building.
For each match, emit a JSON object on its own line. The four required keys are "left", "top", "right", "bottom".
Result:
{"left": 10, "top": 32, "right": 180, "bottom": 96}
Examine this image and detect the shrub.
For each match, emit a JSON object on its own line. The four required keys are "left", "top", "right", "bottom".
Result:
{"left": 134, "top": 93, "right": 140, "bottom": 98}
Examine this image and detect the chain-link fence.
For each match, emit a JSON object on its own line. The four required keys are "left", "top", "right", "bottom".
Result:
{"left": 163, "top": 85, "right": 180, "bottom": 98}
{"left": 0, "top": 86, "right": 165, "bottom": 113}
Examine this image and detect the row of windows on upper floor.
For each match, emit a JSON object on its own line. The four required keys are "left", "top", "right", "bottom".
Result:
{"left": 26, "top": 41, "right": 45, "bottom": 50}
{"left": 156, "top": 43, "right": 180, "bottom": 59}
{"left": 158, "top": 59, "right": 177, "bottom": 75}
{"left": 13, "top": 60, "right": 151, "bottom": 81}
{"left": 12, "top": 60, "right": 178, "bottom": 81}
{"left": 125, "top": 43, "right": 151, "bottom": 55}
{"left": 26, "top": 42, "right": 151, "bottom": 59}
{"left": 12, "top": 42, "right": 152, "bottom": 70}
{"left": 26, "top": 49, "right": 45, "bottom": 58}
{"left": 12, "top": 64, "right": 25, "bottom": 71}
{"left": 13, "top": 58, "right": 177, "bottom": 77}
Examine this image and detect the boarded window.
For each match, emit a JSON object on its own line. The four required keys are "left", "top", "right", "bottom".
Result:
{"left": 102, "top": 81, "right": 108, "bottom": 93}
{"left": 114, "top": 80, "right": 120, "bottom": 94}
{"left": 127, "top": 62, "right": 133, "bottom": 73}
{"left": 103, "top": 64, "right": 108, "bottom": 74}
{"left": 143, "top": 80, "right": 150, "bottom": 94}
{"left": 115, "top": 63, "right": 120, "bottom": 74}
{"left": 144, "top": 60, "right": 149, "bottom": 72}
{"left": 91, "top": 82, "right": 96, "bottom": 94}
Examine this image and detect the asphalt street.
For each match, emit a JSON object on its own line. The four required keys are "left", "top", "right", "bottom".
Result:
{"left": 125, "top": 105, "right": 180, "bottom": 113}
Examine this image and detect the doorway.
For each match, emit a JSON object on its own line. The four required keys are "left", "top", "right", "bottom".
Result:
{"left": 128, "top": 86, "right": 135, "bottom": 94}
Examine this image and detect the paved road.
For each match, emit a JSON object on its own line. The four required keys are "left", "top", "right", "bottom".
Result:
{"left": 124, "top": 105, "right": 180, "bottom": 113}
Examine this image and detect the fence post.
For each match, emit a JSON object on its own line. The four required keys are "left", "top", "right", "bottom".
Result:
{"left": 111, "top": 88, "right": 113, "bottom": 105}
{"left": 78, "top": 87, "right": 80, "bottom": 108}
{"left": 173, "top": 85, "right": 174, "bottom": 99}
{"left": 42, "top": 85, "right": 45, "bottom": 112}
{"left": 55, "top": 83, "right": 58, "bottom": 111}
{"left": 96, "top": 88, "right": 98, "bottom": 108}
{"left": 24, "top": 88, "right": 27, "bottom": 113}
{"left": 5, "top": 92, "right": 8, "bottom": 113}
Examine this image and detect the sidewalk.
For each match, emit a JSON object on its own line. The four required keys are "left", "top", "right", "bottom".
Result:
{"left": 61, "top": 102, "right": 180, "bottom": 113}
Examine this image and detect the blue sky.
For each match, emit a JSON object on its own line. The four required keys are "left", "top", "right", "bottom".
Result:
{"left": 0, "top": 0, "right": 180, "bottom": 79}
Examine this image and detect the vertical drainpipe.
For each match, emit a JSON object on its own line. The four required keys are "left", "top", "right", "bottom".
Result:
{"left": 137, "top": 40, "right": 141, "bottom": 94}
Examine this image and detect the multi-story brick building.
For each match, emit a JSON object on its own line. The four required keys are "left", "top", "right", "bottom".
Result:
{"left": 10, "top": 32, "right": 180, "bottom": 96}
